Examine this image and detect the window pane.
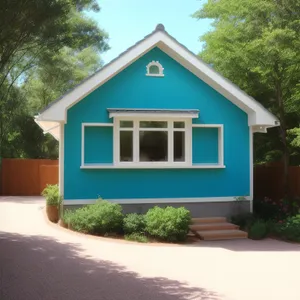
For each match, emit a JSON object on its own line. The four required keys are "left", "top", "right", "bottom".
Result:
{"left": 120, "top": 121, "right": 133, "bottom": 128}
{"left": 139, "top": 131, "right": 168, "bottom": 161}
{"left": 120, "top": 131, "right": 133, "bottom": 161}
{"left": 174, "top": 121, "right": 185, "bottom": 128}
{"left": 149, "top": 65, "right": 159, "bottom": 74}
{"left": 139, "top": 121, "right": 167, "bottom": 128}
{"left": 174, "top": 131, "right": 185, "bottom": 162}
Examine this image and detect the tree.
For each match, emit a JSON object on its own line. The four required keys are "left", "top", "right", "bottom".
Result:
{"left": 24, "top": 46, "right": 103, "bottom": 114}
{"left": 0, "top": 0, "right": 108, "bottom": 158}
{"left": 193, "top": 0, "right": 300, "bottom": 194}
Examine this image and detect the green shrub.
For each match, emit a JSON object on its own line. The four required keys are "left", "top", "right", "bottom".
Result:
{"left": 61, "top": 209, "right": 74, "bottom": 225}
{"left": 124, "top": 233, "right": 148, "bottom": 243}
{"left": 42, "top": 184, "right": 62, "bottom": 206}
{"left": 231, "top": 212, "right": 256, "bottom": 230}
{"left": 69, "top": 200, "right": 123, "bottom": 235}
{"left": 248, "top": 220, "right": 268, "bottom": 240}
{"left": 253, "top": 197, "right": 300, "bottom": 221}
{"left": 145, "top": 206, "right": 191, "bottom": 242}
{"left": 123, "top": 213, "right": 146, "bottom": 234}
{"left": 274, "top": 215, "right": 300, "bottom": 242}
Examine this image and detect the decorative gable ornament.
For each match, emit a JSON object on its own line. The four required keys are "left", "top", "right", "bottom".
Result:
{"left": 146, "top": 61, "right": 164, "bottom": 77}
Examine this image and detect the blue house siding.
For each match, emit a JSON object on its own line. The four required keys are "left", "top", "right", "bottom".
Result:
{"left": 192, "top": 128, "right": 219, "bottom": 164}
{"left": 64, "top": 47, "right": 250, "bottom": 200}
{"left": 84, "top": 126, "right": 113, "bottom": 164}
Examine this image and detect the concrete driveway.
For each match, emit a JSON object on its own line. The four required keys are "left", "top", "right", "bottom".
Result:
{"left": 1, "top": 196, "right": 300, "bottom": 300}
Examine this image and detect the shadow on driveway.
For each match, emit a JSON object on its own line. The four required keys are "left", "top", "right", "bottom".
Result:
{"left": 0, "top": 232, "right": 220, "bottom": 300}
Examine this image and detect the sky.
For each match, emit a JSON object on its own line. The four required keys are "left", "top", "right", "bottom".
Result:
{"left": 88, "top": 0, "right": 212, "bottom": 64}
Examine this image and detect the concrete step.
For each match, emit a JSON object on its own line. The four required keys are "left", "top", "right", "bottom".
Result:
{"left": 195, "top": 229, "right": 248, "bottom": 241}
{"left": 189, "top": 222, "right": 239, "bottom": 231}
{"left": 191, "top": 217, "right": 227, "bottom": 224}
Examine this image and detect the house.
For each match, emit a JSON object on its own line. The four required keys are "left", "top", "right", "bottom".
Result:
{"left": 35, "top": 24, "right": 279, "bottom": 217}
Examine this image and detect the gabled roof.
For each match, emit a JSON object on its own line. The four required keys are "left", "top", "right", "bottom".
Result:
{"left": 35, "top": 24, "right": 279, "bottom": 139}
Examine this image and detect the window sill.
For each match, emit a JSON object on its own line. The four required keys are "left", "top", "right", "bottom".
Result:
{"left": 80, "top": 163, "right": 226, "bottom": 169}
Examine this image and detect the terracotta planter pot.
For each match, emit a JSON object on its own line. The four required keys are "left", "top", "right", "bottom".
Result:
{"left": 46, "top": 205, "right": 59, "bottom": 223}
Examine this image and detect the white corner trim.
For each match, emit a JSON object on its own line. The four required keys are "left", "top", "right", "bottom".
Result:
{"left": 37, "top": 28, "right": 278, "bottom": 128}
{"left": 249, "top": 127, "right": 254, "bottom": 212}
{"left": 80, "top": 163, "right": 225, "bottom": 169}
{"left": 63, "top": 196, "right": 251, "bottom": 205}
{"left": 146, "top": 60, "right": 164, "bottom": 77}
{"left": 59, "top": 123, "right": 64, "bottom": 197}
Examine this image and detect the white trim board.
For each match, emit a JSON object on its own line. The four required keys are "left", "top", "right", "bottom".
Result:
{"left": 63, "top": 197, "right": 251, "bottom": 205}
{"left": 35, "top": 25, "right": 279, "bottom": 129}
{"left": 59, "top": 122, "right": 64, "bottom": 196}
{"left": 80, "top": 163, "right": 225, "bottom": 169}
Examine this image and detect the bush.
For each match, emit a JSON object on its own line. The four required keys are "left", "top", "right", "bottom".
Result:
{"left": 145, "top": 206, "right": 191, "bottom": 242}
{"left": 248, "top": 220, "right": 268, "bottom": 240}
{"left": 61, "top": 209, "right": 74, "bottom": 226}
{"left": 254, "top": 197, "right": 300, "bottom": 221}
{"left": 231, "top": 212, "right": 256, "bottom": 230}
{"left": 42, "top": 184, "right": 62, "bottom": 206}
{"left": 123, "top": 213, "right": 146, "bottom": 234}
{"left": 69, "top": 200, "right": 123, "bottom": 235}
{"left": 273, "top": 215, "right": 300, "bottom": 242}
{"left": 124, "top": 233, "right": 148, "bottom": 243}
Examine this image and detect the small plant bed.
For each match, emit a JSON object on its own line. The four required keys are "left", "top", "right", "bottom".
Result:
{"left": 58, "top": 200, "right": 192, "bottom": 244}
{"left": 231, "top": 196, "right": 300, "bottom": 242}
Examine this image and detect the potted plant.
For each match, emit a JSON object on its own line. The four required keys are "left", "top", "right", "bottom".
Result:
{"left": 42, "top": 184, "right": 62, "bottom": 223}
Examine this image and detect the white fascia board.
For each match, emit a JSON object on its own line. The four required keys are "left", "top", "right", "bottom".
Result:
{"left": 39, "top": 33, "right": 163, "bottom": 122}
{"left": 157, "top": 34, "right": 278, "bottom": 127}
{"left": 34, "top": 117, "right": 60, "bottom": 140}
{"left": 38, "top": 29, "right": 278, "bottom": 127}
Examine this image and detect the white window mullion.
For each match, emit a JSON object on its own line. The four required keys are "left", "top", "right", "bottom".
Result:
{"left": 133, "top": 120, "right": 139, "bottom": 162}
{"left": 186, "top": 120, "right": 192, "bottom": 165}
{"left": 168, "top": 120, "right": 174, "bottom": 163}
{"left": 114, "top": 118, "right": 120, "bottom": 164}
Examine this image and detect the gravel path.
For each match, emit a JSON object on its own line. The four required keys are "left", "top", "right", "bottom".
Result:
{"left": 1, "top": 196, "right": 300, "bottom": 300}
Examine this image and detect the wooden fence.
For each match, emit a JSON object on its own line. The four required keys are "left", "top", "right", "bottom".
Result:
{"left": 254, "top": 165, "right": 300, "bottom": 200}
{"left": 1, "top": 159, "right": 58, "bottom": 196}
{"left": 1, "top": 158, "right": 300, "bottom": 199}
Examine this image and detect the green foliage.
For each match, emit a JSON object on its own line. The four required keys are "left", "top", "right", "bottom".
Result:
{"left": 273, "top": 215, "right": 300, "bottom": 242}
{"left": 193, "top": 0, "right": 300, "bottom": 168}
{"left": 42, "top": 184, "right": 62, "bottom": 206}
{"left": 69, "top": 200, "right": 123, "bottom": 235}
{"left": 231, "top": 213, "right": 256, "bottom": 230}
{"left": 254, "top": 197, "right": 300, "bottom": 221}
{"left": 61, "top": 209, "right": 74, "bottom": 225}
{"left": 248, "top": 220, "right": 268, "bottom": 240}
{"left": 123, "top": 213, "right": 146, "bottom": 234}
{"left": 0, "top": 0, "right": 108, "bottom": 159}
{"left": 124, "top": 233, "right": 149, "bottom": 243}
{"left": 145, "top": 206, "right": 191, "bottom": 242}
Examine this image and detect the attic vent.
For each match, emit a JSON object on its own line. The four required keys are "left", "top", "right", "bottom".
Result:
{"left": 146, "top": 61, "right": 164, "bottom": 77}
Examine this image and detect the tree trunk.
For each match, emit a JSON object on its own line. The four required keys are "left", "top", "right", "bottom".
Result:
{"left": 276, "top": 80, "right": 289, "bottom": 197}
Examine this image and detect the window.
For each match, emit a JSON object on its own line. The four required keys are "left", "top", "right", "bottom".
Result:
{"left": 146, "top": 61, "right": 164, "bottom": 77}
{"left": 116, "top": 119, "right": 190, "bottom": 165}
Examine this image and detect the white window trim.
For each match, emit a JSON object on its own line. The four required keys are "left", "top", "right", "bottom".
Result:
{"left": 81, "top": 123, "right": 113, "bottom": 167}
{"left": 80, "top": 121, "right": 225, "bottom": 169}
{"left": 192, "top": 124, "right": 224, "bottom": 167}
{"left": 114, "top": 117, "right": 191, "bottom": 167}
{"left": 146, "top": 61, "right": 164, "bottom": 77}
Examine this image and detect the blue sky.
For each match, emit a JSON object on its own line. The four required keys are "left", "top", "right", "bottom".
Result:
{"left": 88, "top": 0, "right": 212, "bottom": 64}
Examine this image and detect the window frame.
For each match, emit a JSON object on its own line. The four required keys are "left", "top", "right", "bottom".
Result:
{"left": 113, "top": 117, "right": 192, "bottom": 167}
